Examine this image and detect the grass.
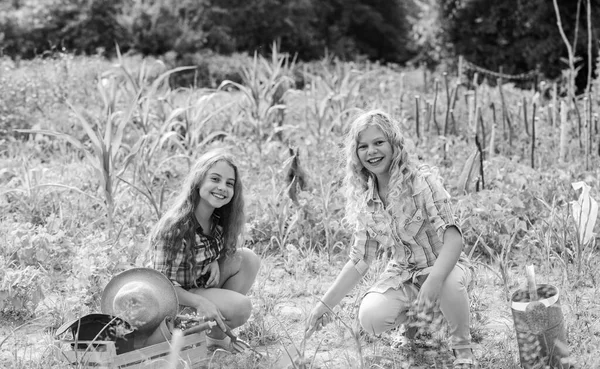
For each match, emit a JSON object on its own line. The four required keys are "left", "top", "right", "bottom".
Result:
{"left": 0, "top": 48, "right": 599, "bottom": 369}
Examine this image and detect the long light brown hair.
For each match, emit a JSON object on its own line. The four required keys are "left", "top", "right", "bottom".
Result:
{"left": 150, "top": 149, "right": 245, "bottom": 266}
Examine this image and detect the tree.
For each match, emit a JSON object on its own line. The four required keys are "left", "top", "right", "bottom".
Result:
{"left": 441, "top": 0, "right": 600, "bottom": 90}
{"left": 314, "top": 0, "right": 414, "bottom": 63}
{"left": 208, "top": 0, "right": 323, "bottom": 59}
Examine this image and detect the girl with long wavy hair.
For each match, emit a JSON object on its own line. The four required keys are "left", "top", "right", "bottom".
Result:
{"left": 305, "top": 110, "right": 477, "bottom": 368}
{"left": 151, "top": 149, "right": 260, "bottom": 353}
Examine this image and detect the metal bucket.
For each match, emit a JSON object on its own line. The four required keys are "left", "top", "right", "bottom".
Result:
{"left": 511, "top": 284, "right": 570, "bottom": 369}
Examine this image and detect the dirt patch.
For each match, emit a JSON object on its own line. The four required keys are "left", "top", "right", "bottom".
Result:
{"left": 2, "top": 256, "right": 598, "bottom": 368}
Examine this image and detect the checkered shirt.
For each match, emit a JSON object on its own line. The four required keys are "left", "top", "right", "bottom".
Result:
{"left": 153, "top": 215, "right": 224, "bottom": 289}
{"left": 348, "top": 171, "right": 472, "bottom": 293}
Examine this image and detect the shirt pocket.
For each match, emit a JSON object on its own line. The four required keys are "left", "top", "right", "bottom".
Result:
{"left": 403, "top": 208, "right": 424, "bottom": 236}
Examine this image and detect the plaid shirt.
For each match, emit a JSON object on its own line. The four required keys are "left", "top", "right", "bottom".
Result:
{"left": 349, "top": 171, "right": 471, "bottom": 293}
{"left": 153, "top": 215, "right": 224, "bottom": 290}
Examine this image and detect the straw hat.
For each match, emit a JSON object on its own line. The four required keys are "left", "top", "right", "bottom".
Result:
{"left": 101, "top": 268, "right": 178, "bottom": 334}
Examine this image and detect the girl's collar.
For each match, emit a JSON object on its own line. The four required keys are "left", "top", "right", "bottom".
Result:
{"left": 366, "top": 177, "right": 383, "bottom": 204}
{"left": 193, "top": 213, "right": 221, "bottom": 235}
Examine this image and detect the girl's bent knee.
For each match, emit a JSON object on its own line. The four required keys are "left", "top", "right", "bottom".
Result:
{"left": 240, "top": 248, "right": 261, "bottom": 275}
{"left": 358, "top": 292, "right": 407, "bottom": 335}
{"left": 229, "top": 296, "right": 253, "bottom": 327}
{"left": 358, "top": 297, "right": 387, "bottom": 335}
{"left": 358, "top": 312, "right": 381, "bottom": 335}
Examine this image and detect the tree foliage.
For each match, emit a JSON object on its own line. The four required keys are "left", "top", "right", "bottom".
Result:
{"left": 441, "top": 0, "right": 600, "bottom": 88}
{"left": 312, "top": 0, "right": 414, "bottom": 62}
{"left": 0, "top": 0, "right": 414, "bottom": 63}
{"left": 118, "top": 0, "right": 210, "bottom": 56}
{"left": 0, "top": 0, "right": 128, "bottom": 58}
{"left": 1, "top": 0, "right": 598, "bottom": 86}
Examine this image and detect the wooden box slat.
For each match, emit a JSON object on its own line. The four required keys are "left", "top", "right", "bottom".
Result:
{"left": 55, "top": 332, "right": 206, "bottom": 369}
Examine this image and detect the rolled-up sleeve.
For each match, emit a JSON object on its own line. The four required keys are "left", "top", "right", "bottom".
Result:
{"left": 348, "top": 223, "right": 380, "bottom": 277}
{"left": 422, "top": 174, "right": 462, "bottom": 242}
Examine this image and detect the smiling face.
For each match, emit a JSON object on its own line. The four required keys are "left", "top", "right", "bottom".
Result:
{"left": 198, "top": 160, "right": 236, "bottom": 211}
{"left": 356, "top": 125, "right": 393, "bottom": 185}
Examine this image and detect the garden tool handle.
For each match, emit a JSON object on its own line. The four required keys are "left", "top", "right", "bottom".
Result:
{"left": 181, "top": 321, "right": 216, "bottom": 336}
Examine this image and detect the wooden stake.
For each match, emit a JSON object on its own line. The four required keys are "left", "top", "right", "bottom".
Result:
{"left": 415, "top": 95, "right": 421, "bottom": 139}
{"left": 559, "top": 100, "right": 568, "bottom": 163}
{"left": 432, "top": 79, "right": 441, "bottom": 134}
{"left": 531, "top": 102, "right": 537, "bottom": 168}
{"left": 523, "top": 97, "right": 529, "bottom": 136}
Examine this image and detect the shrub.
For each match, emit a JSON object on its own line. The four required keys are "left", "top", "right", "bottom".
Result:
{"left": 163, "top": 51, "right": 249, "bottom": 88}
{"left": 0, "top": 0, "right": 128, "bottom": 58}
{"left": 118, "top": 0, "right": 210, "bottom": 56}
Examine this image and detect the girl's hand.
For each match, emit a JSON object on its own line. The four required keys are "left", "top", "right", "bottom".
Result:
{"left": 195, "top": 298, "right": 227, "bottom": 332}
{"left": 201, "top": 260, "right": 220, "bottom": 288}
{"left": 416, "top": 276, "right": 442, "bottom": 310}
{"left": 305, "top": 302, "right": 332, "bottom": 338}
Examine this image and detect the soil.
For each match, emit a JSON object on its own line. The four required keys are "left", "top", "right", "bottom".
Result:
{"left": 0, "top": 255, "right": 587, "bottom": 369}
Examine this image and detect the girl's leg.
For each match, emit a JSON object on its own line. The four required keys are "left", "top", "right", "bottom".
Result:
{"left": 438, "top": 264, "right": 473, "bottom": 360}
{"left": 358, "top": 286, "right": 417, "bottom": 335}
{"left": 190, "top": 288, "right": 253, "bottom": 335}
{"left": 189, "top": 248, "right": 260, "bottom": 340}
{"left": 218, "top": 247, "right": 261, "bottom": 294}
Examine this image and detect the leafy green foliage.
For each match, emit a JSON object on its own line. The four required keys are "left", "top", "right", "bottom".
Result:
{"left": 0, "top": 48, "right": 599, "bottom": 368}
{"left": 0, "top": 0, "right": 128, "bottom": 58}
{"left": 118, "top": 0, "right": 210, "bottom": 56}
{"left": 0, "top": 0, "right": 414, "bottom": 65}
{"left": 58, "top": 0, "right": 129, "bottom": 55}
{"left": 307, "top": 0, "right": 415, "bottom": 62}
{"left": 209, "top": 0, "right": 322, "bottom": 58}
{"left": 441, "top": 0, "right": 600, "bottom": 89}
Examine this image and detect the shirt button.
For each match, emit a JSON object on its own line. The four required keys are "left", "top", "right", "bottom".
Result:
{"left": 417, "top": 216, "right": 421, "bottom": 220}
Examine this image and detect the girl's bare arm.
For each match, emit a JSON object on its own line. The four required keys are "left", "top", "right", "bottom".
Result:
{"left": 429, "top": 225, "right": 463, "bottom": 281}
{"left": 416, "top": 225, "right": 463, "bottom": 306}
{"left": 306, "top": 260, "right": 363, "bottom": 336}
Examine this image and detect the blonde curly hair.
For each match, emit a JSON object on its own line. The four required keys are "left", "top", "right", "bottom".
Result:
{"left": 343, "top": 109, "right": 421, "bottom": 227}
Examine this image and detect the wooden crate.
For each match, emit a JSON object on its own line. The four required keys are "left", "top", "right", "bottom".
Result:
{"left": 55, "top": 332, "right": 207, "bottom": 369}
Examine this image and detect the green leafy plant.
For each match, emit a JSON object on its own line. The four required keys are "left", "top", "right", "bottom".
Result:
{"left": 218, "top": 43, "right": 295, "bottom": 153}
{"left": 0, "top": 262, "right": 47, "bottom": 319}
{"left": 17, "top": 88, "right": 138, "bottom": 234}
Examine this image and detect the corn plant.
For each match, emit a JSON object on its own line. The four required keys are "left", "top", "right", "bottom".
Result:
{"left": 16, "top": 50, "right": 202, "bottom": 233}
{"left": 315, "top": 177, "right": 345, "bottom": 262}
{"left": 116, "top": 134, "right": 172, "bottom": 221}
{"left": 268, "top": 197, "right": 300, "bottom": 256}
{"left": 17, "top": 80, "right": 139, "bottom": 234}
{"left": 302, "top": 75, "right": 362, "bottom": 144}
{"left": 106, "top": 46, "right": 197, "bottom": 134}
{"left": 164, "top": 90, "right": 234, "bottom": 157}
{"left": 530, "top": 196, "right": 571, "bottom": 279}
{"left": 0, "top": 160, "right": 100, "bottom": 225}
{"left": 117, "top": 91, "right": 223, "bottom": 220}
{"left": 304, "top": 59, "right": 366, "bottom": 138}
{"left": 218, "top": 43, "right": 295, "bottom": 153}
